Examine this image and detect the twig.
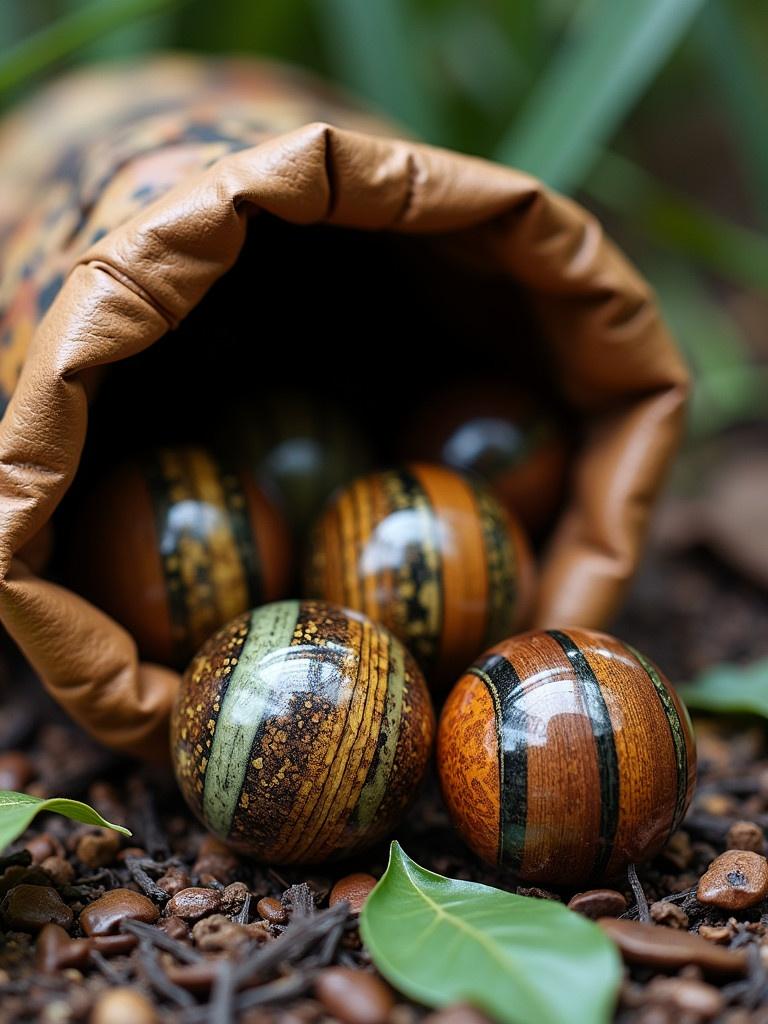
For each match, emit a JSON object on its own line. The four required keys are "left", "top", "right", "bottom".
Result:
{"left": 234, "top": 892, "right": 251, "bottom": 925}
{"left": 208, "top": 959, "right": 237, "bottom": 1024}
{"left": 627, "top": 863, "right": 650, "bottom": 923}
{"left": 122, "top": 919, "right": 203, "bottom": 964}
{"left": 136, "top": 941, "right": 195, "bottom": 1008}
{"left": 89, "top": 949, "right": 127, "bottom": 984}
{"left": 124, "top": 856, "right": 173, "bottom": 903}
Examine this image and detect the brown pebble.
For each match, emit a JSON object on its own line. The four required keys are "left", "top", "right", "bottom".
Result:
{"left": 35, "top": 923, "right": 90, "bottom": 972}
{"left": 116, "top": 846, "right": 148, "bottom": 862}
{"left": 156, "top": 867, "right": 191, "bottom": 897}
{"left": 90, "top": 933, "right": 138, "bottom": 956}
{"left": 315, "top": 967, "right": 394, "bottom": 1024}
{"left": 329, "top": 874, "right": 377, "bottom": 915}
{"left": 698, "top": 924, "right": 733, "bottom": 944}
{"left": 40, "top": 855, "right": 75, "bottom": 887}
{"left": 222, "top": 881, "right": 251, "bottom": 914}
{"left": 650, "top": 901, "right": 689, "bottom": 929}
{"left": 726, "top": 821, "right": 765, "bottom": 854}
{"left": 567, "top": 889, "right": 627, "bottom": 919}
{"left": 91, "top": 987, "right": 158, "bottom": 1024}
{"left": 645, "top": 976, "right": 724, "bottom": 1018}
{"left": 167, "top": 886, "right": 222, "bottom": 920}
{"left": 165, "top": 959, "right": 220, "bottom": 993}
{"left": 0, "top": 751, "right": 34, "bottom": 791}
{"left": 697, "top": 850, "right": 768, "bottom": 911}
{"left": 80, "top": 888, "right": 159, "bottom": 936}
{"left": 76, "top": 828, "right": 121, "bottom": 869}
{"left": 422, "top": 1006, "right": 493, "bottom": 1024}
{"left": 24, "top": 833, "right": 63, "bottom": 865}
{"left": 2, "top": 884, "right": 73, "bottom": 933}
{"left": 598, "top": 918, "right": 747, "bottom": 974}
{"left": 257, "top": 896, "right": 287, "bottom": 924}
{"left": 192, "top": 913, "right": 252, "bottom": 952}
{"left": 0, "top": 864, "right": 50, "bottom": 896}
{"left": 158, "top": 915, "right": 191, "bottom": 942}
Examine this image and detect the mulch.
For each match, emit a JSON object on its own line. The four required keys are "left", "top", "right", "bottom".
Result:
{"left": 2, "top": 536, "right": 768, "bottom": 1023}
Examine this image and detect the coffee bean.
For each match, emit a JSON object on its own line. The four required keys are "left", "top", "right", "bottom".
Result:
{"left": 158, "top": 915, "right": 191, "bottom": 942}
{"left": 257, "top": 896, "right": 287, "bottom": 924}
{"left": 697, "top": 850, "right": 768, "bottom": 910}
{"left": 567, "top": 889, "right": 626, "bottom": 919}
{"left": 315, "top": 967, "right": 394, "bottom": 1024}
{"left": 91, "top": 987, "right": 158, "bottom": 1024}
{"left": 80, "top": 888, "right": 159, "bottom": 935}
{"left": 650, "top": 901, "right": 689, "bottom": 929}
{"left": 221, "top": 881, "right": 250, "bottom": 915}
{"left": 598, "top": 918, "right": 747, "bottom": 974}
{"left": 2, "top": 884, "right": 73, "bottom": 933}
{"left": 329, "top": 874, "right": 377, "bottom": 915}
{"left": 166, "top": 886, "right": 222, "bottom": 920}
{"left": 156, "top": 867, "right": 191, "bottom": 897}
{"left": 725, "top": 821, "right": 765, "bottom": 855}
{"left": 0, "top": 751, "right": 34, "bottom": 791}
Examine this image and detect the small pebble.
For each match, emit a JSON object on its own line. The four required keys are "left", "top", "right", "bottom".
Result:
{"left": 644, "top": 976, "right": 724, "bottom": 1019}
{"left": 0, "top": 751, "right": 34, "bottom": 791}
{"left": 40, "top": 856, "right": 75, "bottom": 887}
{"left": 165, "top": 959, "right": 220, "bottom": 993}
{"left": 697, "top": 850, "right": 768, "bottom": 911}
{"left": 80, "top": 888, "right": 159, "bottom": 935}
{"left": 2, "top": 884, "right": 73, "bottom": 933}
{"left": 35, "top": 924, "right": 90, "bottom": 972}
{"left": 116, "top": 846, "right": 148, "bottom": 862}
{"left": 221, "top": 880, "right": 250, "bottom": 914}
{"left": 192, "top": 913, "right": 252, "bottom": 952}
{"left": 91, "top": 987, "right": 158, "bottom": 1024}
{"left": 726, "top": 821, "right": 765, "bottom": 854}
{"left": 90, "top": 933, "right": 138, "bottom": 956}
{"left": 156, "top": 867, "right": 191, "bottom": 897}
{"left": 329, "top": 874, "right": 377, "bottom": 915}
{"left": 257, "top": 896, "right": 287, "bottom": 924}
{"left": 75, "top": 828, "right": 121, "bottom": 868}
{"left": 24, "top": 834, "right": 63, "bottom": 865}
{"left": 650, "top": 901, "right": 689, "bottom": 929}
{"left": 567, "top": 889, "right": 627, "bottom": 919}
{"left": 598, "top": 918, "right": 747, "bottom": 974}
{"left": 158, "top": 915, "right": 191, "bottom": 942}
{"left": 166, "top": 886, "right": 222, "bottom": 920}
{"left": 315, "top": 967, "right": 394, "bottom": 1024}
{"left": 698, "top": 924, "right": 733, "bottom": 944}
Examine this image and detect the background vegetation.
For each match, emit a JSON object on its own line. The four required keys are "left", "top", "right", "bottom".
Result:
{"left": 1, "top": 0, "right": 766, "bottom": 438}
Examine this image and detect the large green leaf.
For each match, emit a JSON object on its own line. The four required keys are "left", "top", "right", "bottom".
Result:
{"left": 360, "top": 843, "right": 621, "bottom": 1024}
{"left": 677, "top": 660, "right": 768, "bottom": 718}
{"left": 0, "top": 791, "right": 131, "bottom": 852}
{"left": 497, "top": 0, "right": 707, "bottom": 192}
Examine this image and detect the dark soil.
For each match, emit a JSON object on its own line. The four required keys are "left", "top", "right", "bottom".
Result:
{"left": 2, "top": 537, "right": 768, "bottom": 1024}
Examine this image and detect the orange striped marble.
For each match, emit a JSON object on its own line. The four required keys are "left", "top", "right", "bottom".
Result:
{"left": 437, "top": 628, "right": 696, "bottom": 886}
{"left": 305, "top": 464, "right": 535, "bottom": 687}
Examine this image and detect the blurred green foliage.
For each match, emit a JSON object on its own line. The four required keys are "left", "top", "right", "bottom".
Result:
{"left": 1, "top": 0, "right": 766, "bottom": 437}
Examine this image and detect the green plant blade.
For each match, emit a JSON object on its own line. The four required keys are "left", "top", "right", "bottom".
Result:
{"left": 497, "top": 0, "right": 707, "bottom": 192}
{"left": 677, "top": 660, "right": 768, "bottom": 718}
{"left": 360, "top": 842, "right": 621, "bottom": 1024}
{"left": 0, "top": 791, "right": 131, "bottom": 852}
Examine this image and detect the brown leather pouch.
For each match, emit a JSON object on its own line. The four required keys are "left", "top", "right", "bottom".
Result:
{"left": 0, "top": 56, "right": 689, "bottom": 759}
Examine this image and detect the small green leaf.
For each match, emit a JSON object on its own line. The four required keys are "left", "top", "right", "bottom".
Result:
{"left": 677, "top": 660, "right": 768, "bottom": 719}
{"left": 360, "top": 842, "right": 621, "bottom": 1024}
{"left": 0, "top": 791, "right": 131, "bottom": 852}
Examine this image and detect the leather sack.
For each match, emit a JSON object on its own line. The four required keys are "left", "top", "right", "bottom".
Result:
{"left": 0, "top": 56, "right": 689, "bottom": 759}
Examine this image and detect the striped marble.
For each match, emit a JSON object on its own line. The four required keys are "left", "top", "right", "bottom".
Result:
{"left": 171, "top": 599, "right": 435, "bottom": 864}
{"left": 71, "top": 446, "right": 291, "bottom": 668}
{"left": 437, "top": 627, "right": 696, "bottom": 886}
{"left": 305, "top": 463, "right": 535, "bottom": 686}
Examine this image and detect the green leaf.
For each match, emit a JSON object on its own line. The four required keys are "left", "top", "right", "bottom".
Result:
{"left": 360, "top": 842, "right": 621, "bottom": 1024}
{"left": 0, "top": 0, "right": 186, "bottom": 99}
{"left": 497, "top": 0, "right": 707, "bottom": 192}
{"left": 0, "top": 791, "right": 131, "bottom": 852}
{"left": 677, "top": 660, "right": 768, "bottom": 719}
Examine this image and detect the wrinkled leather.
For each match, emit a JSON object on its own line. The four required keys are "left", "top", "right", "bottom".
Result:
{"left": 0, "top": 57, "right": 689, "bottom": 759}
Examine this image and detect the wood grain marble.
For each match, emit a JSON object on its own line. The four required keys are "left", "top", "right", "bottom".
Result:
{"left": 305, "top": 464, "right": 535, "bottom": 687}
{"left": 171, "top": 599, "right": 435, "bottom": 863}
{"left": 437, "top": 627, "right": 696, "bottom": 886}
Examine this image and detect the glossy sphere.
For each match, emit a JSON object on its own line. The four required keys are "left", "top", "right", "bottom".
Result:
{"left": 438, "top": 628, "right": 696, "bottom": 886}
{"left": 70, "top": 447, "right": 291, "bottom": 667}
{"left": 401, "top": 381, "right": 568, "bottom": 534}
{"left": 305, "top": 464, "right": 535, "bottom": 685}
{"left": 218, "top": 395, "right": 372, "bottom": 539}
{"left": 171, "top": 600, "right": 435, "bottom": 863}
